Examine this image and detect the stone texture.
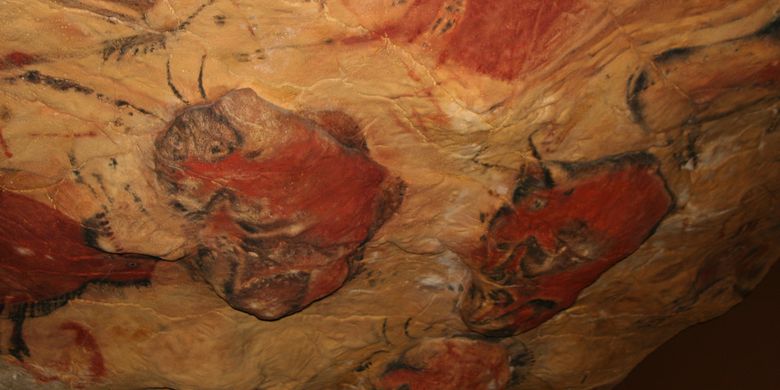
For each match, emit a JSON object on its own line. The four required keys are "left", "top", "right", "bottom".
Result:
{"left": 0, "top": 0, "right": 778, "bottom": 389}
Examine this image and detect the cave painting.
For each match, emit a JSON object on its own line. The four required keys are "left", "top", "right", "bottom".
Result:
{"left": 461, "top": 153, "right": 674, "bottom": 336}
{"left": 627, "top": 16, "right": 780, "bottom": 139}
{"left": 375, "top": 337, "right": 524, "bottom": 390}
{"left": 341, "top": 0, "right": 585, "bottom": 80}
{"left": 451, "top": 18, "right": 780, "bottom": 336}
{"left": 0, "top": 190, "right": 157, "bottom": 360}
{"left": 154, "top": 88, "right": 404, "bottom": 320}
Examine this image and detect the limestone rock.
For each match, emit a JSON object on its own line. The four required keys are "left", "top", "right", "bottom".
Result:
{"left": 0, "top": 0, "right": 778, "bottom": 389}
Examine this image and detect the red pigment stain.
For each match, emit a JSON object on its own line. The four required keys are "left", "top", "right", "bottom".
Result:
{"left": 342, "top": 0, "right": 582, "bottom": 80}
{"left": 372, "top": 0, "right": 444, "bottom": 42}
{"left": 180, "top": 129, "right": 387, "bottom": 310}
{"left": 0, "top": 127, "right": 12, "bottom": 158}
{"left": 0, "top": 52, "right": 37, "bottom": 70}
{"left": 156, "top": 89, "right": 402, "bottom": 319}
{"left": 437, "top": 0, "right": 582, "bottom": 80}
{"left": 0, "top": 190, "right": 156, "bottom": 306}
{"left": 463, "top": 153, "right": 673, "bottom": 335}
{"left": 379, "top": 338, "right": 511, "bottom": 390}
{"left": 754, "top": 61, "right": 780, "bottom": 85}
{"left": 60, "top": 321, "right": 106, "bottom": 378}
{"left": 180, "top": 127, "right": 388, "bottom": 247}
{"left": 686, "top": 60, "right": 780, "bottom": 105}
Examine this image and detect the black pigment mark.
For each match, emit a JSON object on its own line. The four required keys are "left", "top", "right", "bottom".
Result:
{"left": 626, "top": 70, "right": 650, "bottom": 128}
{"left": 195, "top": 189, "right": 240, "bottom": 216}
{"left": 488, "top": 288, "right": 515, "bottom": 307}
{"left": 236, "top": 219, "right": 292, "bottom": 234}
{"left": 382, "top": 318, "right": 391, "bottom": 345}
{"left": 684, "top": 130, "right": 700, "bottom": 169}
{"left": 198, "top": 54, "right": 208, "bottom": 100}
{"left": 383, "top": 359, "right": 423, "bottom": 375}
{"left": 5, "top": 72, "right": 155, "bottom": 118}
{"left": 213, "top": 15, "right": 226, "bottom": 26}
{"left": 8, "top": 304, "right": 30, "bottom": 360}
{"left": 440, "top": 19, "right": 455, "bottom": 34}
{"left": 102, "top": 33, "right": 167, "bottom": 61}
{"left": 100, "top": 0, "right": 214, "bottom": 63}
{"left": 527, "top": 299, "right": 556, "bottom": 310}
{"left": 508, "top": 347, "right": 535, "bottom": 385}
{"left": 480, "top": 326, "right": 516, "bottom": 339}
{"left": 6, "top": 278, "right": 151, "bottom": 360}
{"left": 166, "top": 59, "right": 189, "bottom": 104}
{"left": 83, "top": 211, "right": 115, "bottom": 250}
{"left": 114, "top": 99, "right": 154, "bottom": 116}
{"left": 354, "top": 349, "right": 389, "bottom": 372}
{"left": 431, "top": 17, "right": 443, "bottom": 32}
{"left": 527, "top": 131, "right": 542, "bottom": 160}
{"left": 175, "top": 0, "right": 215, "bottom": 32}
{"left": 653, "top": 47, "right": 695, "bottom": 63}
{"left": 354, "top": 361, "right": 370, "bottom": 372}
{"left": 170, "top": 200, "right": 189, "bottom": 213}
{"left": 10, "top": 71, "right": 93, "bottom": 94}
{"left": 222, "top": 258, "right": 239, "bottom": 298}
{"left": 83, "top": 219, "right": 103, "bottom": 249}
{"left": 754, "top": 15, "right": 780, "bottom": 38}
{"left": 518, "top": 238, "right": 554, "bottom": 278}
{"left": 194, "top": 246, "right": 214, "bottom": 272}
{"left": 512, "top": 165, "right": 554, "bottom": 204}
{"left": 92, "top": 173, "right": 113, "bottom": 203}
{"left": 488, "top": 206, "right": 514, "bottom": 233}
{"left": 124, "top": 184, "right": 148, "bottom": 213}
{"left": 68, "top": 152, "right": 84, "bottom": 183}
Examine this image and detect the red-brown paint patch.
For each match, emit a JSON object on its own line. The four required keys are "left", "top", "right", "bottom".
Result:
{"left": 437, "top": 0, "right": 582, "bottom": 80}
{"left": 378, "top": 338, "right": 511, "bottom": 390}
{"left": 461, "top": 153, "right": 673, "bottom": 336}
{"left": 155, "top": 89, "right": 403, "bottom": 320}
{"left": 180, "top": 140, "right": 388, "bottom": 246}
{"left": 12, "top": 321, "right": 108, "bottom": 387}
{"left": 686, "top": 59, "right": 780, "bottom": 105}
{"left": 0, "top": 127, "right": 12, "bottom": 157}
{"left": 341, "top": 0, "right": 583, "bottom": 80}
{"left": 638, "top": 37, "right": 780, "bottom": 132}
{"left": 0, "top": 52, "right": 37, "bottom": 70}
{"left": 60, "top": 321, "right": 106, "bottom": 378}
{"left": 364, "top": 0, "right": 444, "bottom": 43}
{"left": 0, "top": 190, "right": 156, "bottom": 306}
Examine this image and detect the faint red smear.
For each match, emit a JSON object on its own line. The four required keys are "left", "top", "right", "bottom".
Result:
{"left": 60, "top": 321, "right": 107, "bottom": 378}
{"left": 0, "top": 127, "right": 12, "bottom": 158}
{"left": 0, "top": 52, "right": 37, "bottom": 70}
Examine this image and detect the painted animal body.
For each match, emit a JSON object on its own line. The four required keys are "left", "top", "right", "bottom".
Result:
{"left": 0, "top": 190, "right": 157, "bottom": 359}
{"left": 377, "top": 338, "right": 515, "bottom": 390}
{"left": 462, "top": 153, "right": 673, "bottom": 336}
{"left": 155, "top": 89, "right": 404, "bottom": 320}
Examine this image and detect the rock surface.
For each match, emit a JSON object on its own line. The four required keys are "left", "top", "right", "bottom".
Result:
{"left": 0, "top": 0, "right": 778, "bottom": 389}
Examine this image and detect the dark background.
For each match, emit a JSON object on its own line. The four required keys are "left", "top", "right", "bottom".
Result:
{"left": 616, "top": 261, "right": 779, "bottom": 389}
